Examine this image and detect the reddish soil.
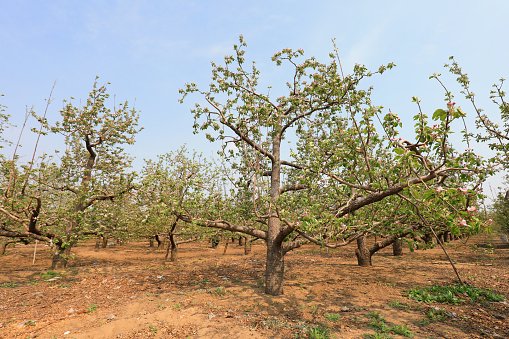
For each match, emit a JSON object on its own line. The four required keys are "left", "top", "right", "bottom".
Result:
{"left": 1, "top": 233, "right": 508, "bottom": 339}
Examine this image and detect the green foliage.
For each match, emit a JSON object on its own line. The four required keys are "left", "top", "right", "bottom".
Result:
{"left": 388, "top": 299, "right": 410, "bottom": 310}
{"left": 40, "top": 271, "right": 60, "bottom": 280}
{"left": 87, "top": 304, "right": 98, "bottom": 313}
{"left": 308, "top": 325, "right": 331, "bottom": 339}
{"left": 366, "top": 311, "right": 413, "bottom": 338}
{"left": 1, "top": 282, "right": 17, "bottom": 288}
{"left": 489, "top": 188, "right": 509, "bottom": 233}
{"left": 324, "top": 313, "right": 340, "bottom": 322}
{"left": 405, "top": 284, "right": 504, "bottom": 305}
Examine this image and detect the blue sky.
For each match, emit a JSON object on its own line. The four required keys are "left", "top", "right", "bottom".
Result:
{"left": 1, "top": 0, "right": 508, "bottom": 196}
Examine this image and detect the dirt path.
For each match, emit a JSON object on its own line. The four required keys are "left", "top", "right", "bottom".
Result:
{"left": 1, "top": 233, "right": 508, "bottom": 338}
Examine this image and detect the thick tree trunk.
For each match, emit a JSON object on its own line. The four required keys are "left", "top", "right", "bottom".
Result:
{"left": 422, "top": 233, "right": 433, "bottom": 244}
{"left": 265, "top": 217, "right": 285, "bottom": 296}
{"left": 355, "top": 236, "right": 372, "bottom": 266}
{"left": 0, "top": 242, "right": 8, "bottom": 256}
{"left": 155, "top": 234, "right": 164, "bottom": 249}
{"left": 101, "top": 236, "right": 108, "bottom": 248}
{"left": 392, "top": 238, "right": 403, "bottom": 256}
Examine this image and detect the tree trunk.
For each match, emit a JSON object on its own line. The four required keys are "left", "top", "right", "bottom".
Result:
{"left": 51, "top": 244, "right": 70, "bottom": 269}
{"left": 101, "top": 236, "right": 108, "bottom": 248}
{"left": 265, "top": 217, "right": 285, "bottom": 296}
{"left": 95, "top": 236, "right": 101, "bottom": 249}
{"left": 244, "top": 237, "right": 252, "bottom": 255}
{"left": 0, "top": 242, "right": 7, "bottom": 256}
{"left": 239, "top": 236, "right": 244, "bottom": 246}
{"left": 355, "top": 236, "right": 372, "bottom": 266}
{"left": 149, "top": 238, "right": 154, "bottom": 247}
{"left": 223, "top": 241, "right": 229, "bottom": 254}
{"left": 422, "top": 233, "right": 433, "bottom": 244}
{"left": 156, "top": 234, "right": 164, "bottom": 249}
{"left": 392, "top": 238, "right": 403, "bottom": 256}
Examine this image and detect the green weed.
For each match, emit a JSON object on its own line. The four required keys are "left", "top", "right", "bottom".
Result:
{"left": 324, "top": 313, "right": 340, "bottom": 322}
{"left": 405, "top": 284, "right": 505, "bottom": 305}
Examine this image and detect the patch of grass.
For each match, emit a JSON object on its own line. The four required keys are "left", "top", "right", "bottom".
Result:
{"left": 40, "top": 271, "right": 60, "bottom": 280}
{"left": 366, "top": 311, "right": 414, "bottom": 338}
{"left": 324, "top": 313, "right": 340, "bottom": 322}
{"left": 308, "top": 325, "right": 330, "bottom": 339}
{"left": 1, "top": 282, "right": 18, "bottom": 288}
{"left": 391, "top": 324, "right": 413, "bottom": 337}
{"left": 364, "top": 333, "right": 393, "bottom": 339}
{"left": 197, "top": 278, "right": 208, "bottom": 286}
{"left": 405, "top": 284, "right": 505, "bottom": 305}
{"left": 422, "top": 307, "right": 449, "bottom": 324}
{"left": 212, "top": 286, "right": 226, "bottom": 296}
{"left": 87, "top": 304, "right": 98, "bottom": 313}
{"left": 388, "top": 299, "right": 410, "bottom": 310}
{"left": 149, "top": 324, "right": 157, "bottom": 335}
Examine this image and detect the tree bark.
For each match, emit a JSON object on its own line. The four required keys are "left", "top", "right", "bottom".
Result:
{"left": 51, "top": 243, "right": 70, "bottom": 269}
{"left": 223, "top": 241, "right": 229, "bottom": 254}
{"left": 355, "top": 236, "right": 372, "bottom": 266}
{"left": 392, "top": 238, "right": 403, "bottom": 256}
{"left": 244, "top": 237, "right": 252, "bottom": 255}
{"left": 101, "top": 236, "right": 108, "bottom": 248}
{"left": 265, "top": 217, "right": 285, "bottom": 295}
{"left": 0, "top": 242, "right": 8, "bottom": 256}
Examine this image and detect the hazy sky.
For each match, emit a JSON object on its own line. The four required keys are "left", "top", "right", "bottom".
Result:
{"left": 1, "top": 0, "right": 508, "bottom": 195}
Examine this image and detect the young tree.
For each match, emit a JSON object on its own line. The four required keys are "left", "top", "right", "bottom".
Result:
{"left": 137, "top": 147, "right": 218, "bottom": 261}
{"left": 0, "top": 79, "right": 142, "bottom": 268}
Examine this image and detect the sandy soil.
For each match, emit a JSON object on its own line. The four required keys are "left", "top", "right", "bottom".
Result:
{"left": 1, "top": 233, "right": 508, "bottom": 339}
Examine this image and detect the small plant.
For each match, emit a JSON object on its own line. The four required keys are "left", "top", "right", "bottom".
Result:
{"left": 308, "top": 325, "right": 330, "bottom": 339}
{"left": 423, "top": 307, "right": 449, "bottom": 324}
{"left": 324, "top": 313, "right": 340, "bottom": 322}
{"left": 24, "top": 320, "right": 36, "bottom": 327}
{"left": 198, "top": 278, "right": 208, "bottom": 286}
{"left": 157, "top": 302, "right": 166, "bottom": 310}
{"left": 213, "top": 286, "right": 226, "bottom": 296}
{"left": 87, "top": 304, "right": 98, "bottom": 313}
{"left": 366, "top": 311, "right": 414, "bottom": 338}
{"left": 149, "top": 324, "right": 157, "bottom": 335}
{"left": 391, "top": 324, "right": 413, "bottom": 337}
{"left": 173, "top": 303, "right": 181, "bottom": 309}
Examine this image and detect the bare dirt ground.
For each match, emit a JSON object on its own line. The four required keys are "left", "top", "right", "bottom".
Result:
{"left": 1, "top": 233, "right": 508, "bottom": 339}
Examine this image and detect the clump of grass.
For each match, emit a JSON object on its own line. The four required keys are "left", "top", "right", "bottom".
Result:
{"left": 324, "top": 313, "right": 340, "bottom": 322}
{"left": 40, "top": 271, "right": 60, "bottom": 280}
{"left": 388, "top": 299, "right": 410, "bottom": 310}
{"left": 405, "top": 284, "right": 505, "bottom": 305}
{"left": 1, "top": 282, "right": 18, "bottom": 288}
{"left": 308, "top": 325, "right": 330, "bottom": 339}
{"left": 365, "top": 311, "right": 413, "bottom": 338}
